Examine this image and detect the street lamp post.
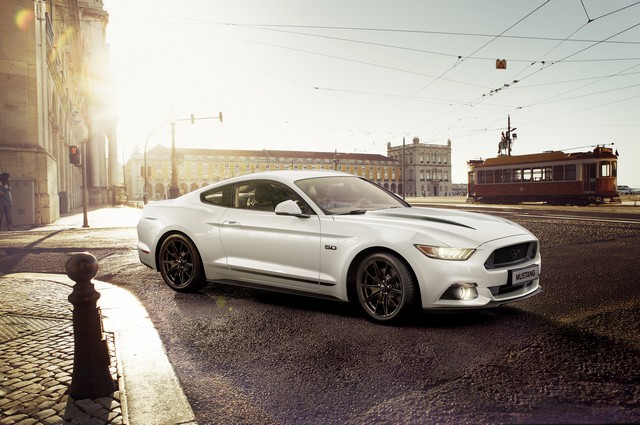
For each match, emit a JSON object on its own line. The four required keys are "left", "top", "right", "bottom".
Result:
{"left": 143, "top": 112, "right": 223, "bottom": 202}
{"left": 168, "top": 121, "right": 179, "bottom": 199}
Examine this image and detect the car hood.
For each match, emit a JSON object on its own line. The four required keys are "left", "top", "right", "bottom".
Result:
{"left": 335, "top": 207, "right": 532, "bottom": 248}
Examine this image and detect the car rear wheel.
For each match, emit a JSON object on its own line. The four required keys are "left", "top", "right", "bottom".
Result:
{"left": 356, "top": 252, "right": 416, "bottom": 324}
{"left": 158, "top": 234, "right": 206, "bottom": 292}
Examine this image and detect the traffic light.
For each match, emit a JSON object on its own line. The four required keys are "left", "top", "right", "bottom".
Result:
{"left": 69, "top": 145, "right": 81, "bottom": 165}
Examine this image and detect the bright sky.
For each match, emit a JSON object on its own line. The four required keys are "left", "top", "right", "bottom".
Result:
{"left": 103, "top": 0, "right": 640, "bottom": 186}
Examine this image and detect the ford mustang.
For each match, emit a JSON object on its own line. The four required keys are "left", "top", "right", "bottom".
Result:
{"left": 137, "top": 170, "right": 541, "bottom": 324}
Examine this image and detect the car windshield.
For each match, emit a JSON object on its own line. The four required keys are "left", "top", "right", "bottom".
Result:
{"left": 296, "top": 176, "right": 407, "bottom": 215}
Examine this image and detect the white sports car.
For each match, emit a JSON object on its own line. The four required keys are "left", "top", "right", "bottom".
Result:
{"left": 137, "top": 170, "right": 541, "bottom": 324}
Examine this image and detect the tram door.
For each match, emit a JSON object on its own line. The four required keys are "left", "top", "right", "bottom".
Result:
{"left": 583, "top": 163, "right": 597, "bottom": 192}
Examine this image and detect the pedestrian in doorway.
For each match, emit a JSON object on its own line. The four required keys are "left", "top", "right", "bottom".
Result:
{"left": 0, "top": 173, "right": 12, "bottom": 231}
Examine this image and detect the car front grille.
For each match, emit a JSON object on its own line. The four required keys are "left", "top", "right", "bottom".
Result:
{"left": 484, "top": 242, "right": 537, "bottom": 270}
{"left": 490, "top": 279, "right": 536, "bottom": 296}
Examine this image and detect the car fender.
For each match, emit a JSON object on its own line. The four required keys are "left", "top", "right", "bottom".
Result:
{"left": 137, "top": 203, "right": 227, "bottom": 272}
{"left": 317, "top": 217, "right": 434, "bottom": 301}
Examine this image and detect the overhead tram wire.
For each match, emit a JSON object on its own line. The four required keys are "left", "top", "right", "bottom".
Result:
{"left": 446, "top": 2, "right": 640, "bottom": 135}
{"left": 513, "top": 70, "right": 640, "bottom": 88}
{"left": 114, "top": 7, "right": 633, "bottom": 106}
{"left": 235, "top": 22, "right": 640, "bottom": 46}
{"left": 518, "top": 91, "right": 640, "bottom": 126}
{"left": 587, "top": 0, "right": 640, "bottom": 21}
{"left": 235, "top": 22, "right": 639, "bottom": 66}
{"left": 416, "top": 1, "right": 553, "bottom": 126}
{"left": 499, "top": 1, "right": 640, "bottom": 87}
{"left": 521, "top": 62, "right": 640, "bottom": 109}
{"left": 482, "top": 1, "right": 640, "bottom": 97}
{"left": 223, "top": 0, "right": 557, "bottom": 126}
{"left": 508, "top": 19, "right": 591, "bottom": 83}
{"left": 106, "top": 7, "right": 640, "bottom": 74}
{"left": 356, "top": 1, "right": 554, "bottom": 134}
{"left": 579, "top": 0, "right": 593, "bottom": 22}
{"left": 201, "top": 18, "right": 640, "bottom": 108}
{"left": 106, "top": 4, "right": 639, "bottom": 136}
{"left": 460, "top": 0, "right": 551, "bottom": 66}
{"left": 518, "top": 21, "right": 640, "bottom": 82}
{"left": 383, "top": 35, "right": 630, "bottom": 141}
{"left": 104, "top": 2, "right": 640, "bottom": 47}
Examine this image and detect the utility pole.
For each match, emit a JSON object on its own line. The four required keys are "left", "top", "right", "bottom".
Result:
{"left": 164, "top": 112, "right": 222, "bottom": 200}
{"left": 168, "top": 122, "right": 180, "bottom": 199}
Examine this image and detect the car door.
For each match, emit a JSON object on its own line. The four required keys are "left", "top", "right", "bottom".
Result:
{"left": 218, "top": 180, "right": 322, "bottom": 293}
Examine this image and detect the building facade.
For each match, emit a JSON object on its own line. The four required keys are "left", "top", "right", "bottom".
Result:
{"left": 126, "top": 146, "right": 402, "bottom": 201}
{"left": 387, "top": 137, "right": 453, "bottom": 197}
{"left": 0, "top": 0, "right": 115, "bottom": 225}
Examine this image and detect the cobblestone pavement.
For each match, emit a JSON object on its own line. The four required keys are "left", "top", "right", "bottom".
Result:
{"left": 0, "top": 278, "right": 124, "bottom": 424}
{"left": 0, "top": 206, "right": 196, "bottom": 425}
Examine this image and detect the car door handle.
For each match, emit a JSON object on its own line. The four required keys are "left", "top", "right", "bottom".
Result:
{"left": 222, "top": 221, "right": 241, "bottom": 226}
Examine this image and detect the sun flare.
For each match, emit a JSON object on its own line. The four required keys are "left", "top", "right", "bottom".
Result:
{"left": 15, "top": 9, "right": 34, "bottom": 30}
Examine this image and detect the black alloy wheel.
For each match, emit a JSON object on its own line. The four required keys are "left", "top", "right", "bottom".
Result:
{"left": 356, "top": 252, "right": 416, "bottom": 324}
{"left": 158, "top": 234, "right": 206, "bottom": 292}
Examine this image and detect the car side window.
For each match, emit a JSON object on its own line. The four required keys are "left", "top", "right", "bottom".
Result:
{"left": 235, "top": 181, "right": 314, "bottom": 214}
{"left": 200, "top": 185, "right": 232, "bottom": 207}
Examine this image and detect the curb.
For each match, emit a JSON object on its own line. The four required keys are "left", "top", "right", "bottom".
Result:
{"left": 0, "top": 273, "right": 196, "bottom": 425}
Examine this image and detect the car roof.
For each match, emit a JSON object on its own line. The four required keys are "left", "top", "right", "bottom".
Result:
{"left": 219, "top": 170, "right": 353, "bottom": 185}
{"left": 180, "top": 170, "right": 356, "bottom": 199}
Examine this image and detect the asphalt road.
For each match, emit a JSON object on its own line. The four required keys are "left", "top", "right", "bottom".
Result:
{"left": 2, "top": 205, "right": 639, "bottom": 424}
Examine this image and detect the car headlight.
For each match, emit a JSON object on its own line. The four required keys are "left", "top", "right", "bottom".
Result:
{"left": 415, "top": 245, "right": 476, "bottom": 261}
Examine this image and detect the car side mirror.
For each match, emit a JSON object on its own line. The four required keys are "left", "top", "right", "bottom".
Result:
{"left": 275, "top": 200, "right": 310, "bottom": 218}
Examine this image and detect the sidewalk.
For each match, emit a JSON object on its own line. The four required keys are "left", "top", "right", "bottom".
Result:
{"left": 0, "top": 207, "right": 196, "bottom": 424}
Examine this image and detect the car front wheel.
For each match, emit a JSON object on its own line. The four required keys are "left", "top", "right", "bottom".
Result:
{"left": 158, "top": 234, "right": 206, "bottom": 292}
{"left": 356, "top": 252, "right": 417, "bottom": 324}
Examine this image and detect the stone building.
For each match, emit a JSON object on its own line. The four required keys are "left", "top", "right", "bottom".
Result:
{"left": 126, "top": 146, "right": 402, "bottom": 202}
{"left": 0, "top": 0, "right": 115, "bottom": 226}
{"left": 387, "top": 137, "right": 453, "bottom": 197}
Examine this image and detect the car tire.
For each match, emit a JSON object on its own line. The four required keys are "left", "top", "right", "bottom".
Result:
{"left": 356, "top": 252, "right": 416, "bottom": 324}
{"left": 158, "top": 234, "right": 206, "bottom": 293}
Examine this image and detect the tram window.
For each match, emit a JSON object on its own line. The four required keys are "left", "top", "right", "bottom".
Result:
{"left": 612, "top": 161, "right": 617, "bottom": 177}
{"left": 504, "top": 169, "right": 512, "bottom": 183}
{"left": 553, "top": 165, "right": 564, "bottom": 181}
{"left": 478, "top": 170, "right": 486, "bottom": 184}
{"left": 600, "top": 161, "right": 611, "bottom": 177}
{"left": 565, "top": 164, "right": 576, "bottom": 180}
{"left": 486, "top": 170, "right": 494, "bottom": 184}
{"left": 532, "top": 168, "right": 542, "bottom": 182}
{"left": 495, "top": 169, "right": 504, "bottom": 183}
{"left": 543, "top": 167, "right": 552, "bottom": 181}
{"left": 513, "top": 169, "right": 522, "bottom": 182}
{"left": 523, "top": 168, "right": 532, "bottom": 182}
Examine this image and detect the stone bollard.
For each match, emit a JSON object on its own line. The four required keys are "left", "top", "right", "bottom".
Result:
{"left": 66, "top": 252, "right": 116, "bottom": 399}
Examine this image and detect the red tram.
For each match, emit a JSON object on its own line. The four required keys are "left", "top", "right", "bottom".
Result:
{"left": 467, "top": 120, "right": 619, "bottom": 205}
